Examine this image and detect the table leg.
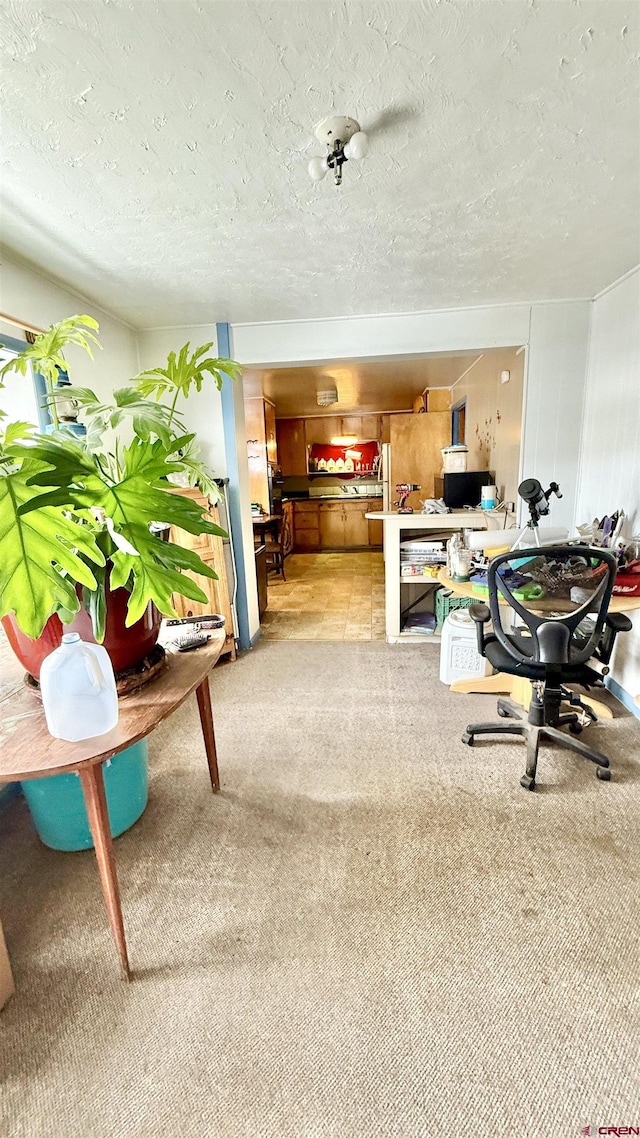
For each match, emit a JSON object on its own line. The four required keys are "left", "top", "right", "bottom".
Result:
{"left": 79, "top": 764, "right": 130, "bottom": 980}
{"left": 0, "top": 918, "right": 14, "bottom": 1009}
{"left": 196, "top": 677, "right": 220, "bottom": 792}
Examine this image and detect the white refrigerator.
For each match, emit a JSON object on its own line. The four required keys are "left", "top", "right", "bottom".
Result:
{"left": 379, "top": 443, "right": 392, "bottom": 512}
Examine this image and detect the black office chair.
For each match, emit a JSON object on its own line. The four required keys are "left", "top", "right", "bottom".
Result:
{"left": 461, "top": 546, "right": 632, "bottom": 790}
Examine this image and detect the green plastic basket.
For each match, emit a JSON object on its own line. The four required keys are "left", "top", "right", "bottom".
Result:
{"left": 435, "top": 589, "right": 475, "bottom": 627}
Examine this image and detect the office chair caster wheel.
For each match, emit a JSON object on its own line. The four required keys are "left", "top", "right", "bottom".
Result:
{"left": 461, "top": 732, "right": 474, "bottom": 746}
{"left": 596, "top": 767, "right": 611, "bottom": 781}
{"left": 569, "top": 721, "right": 583, "bottom": 735}
{"left": 520, "top": 774, "right": 535, "bottom": 791}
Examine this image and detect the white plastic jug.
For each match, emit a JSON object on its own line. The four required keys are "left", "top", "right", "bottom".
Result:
{"left": 40, "top": 633, "right": 119, "bottom": 741}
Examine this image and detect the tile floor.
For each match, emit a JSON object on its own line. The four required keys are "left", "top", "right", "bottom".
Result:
{"left": 261, "top": 553, "right": 386, "bottom": 640}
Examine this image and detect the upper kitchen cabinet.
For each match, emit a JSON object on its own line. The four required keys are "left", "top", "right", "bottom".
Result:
{"left": 412, "top": 390, "right": 451, "bottom": 414}
{"left": 276, "top": 418, "right": 307, "bottom": 475}
{"left": 426, "top": 390, "right": 451, "bottom": 412}
{"left": 264, "top": 399, "right": 277, "bottom": 464}
{"left": 304, "top": 417, "right": 342, "bottom": 446}
{"left": 278, "top": 413, "right": 390, "bottom": 474}
{"left": 245, "top": 396, "right": 278, "bottom": 509}
{"left": 390, "top": 411, "right": 452, "bottom": 511}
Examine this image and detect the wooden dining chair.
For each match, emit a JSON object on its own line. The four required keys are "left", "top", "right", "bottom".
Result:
{"left": 265, "top": 508, "right": 292, "bottom": 581}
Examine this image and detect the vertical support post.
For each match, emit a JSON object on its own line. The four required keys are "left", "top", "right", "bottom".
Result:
{"left": 217, "top": 322, "right": 260, "bottom": 650}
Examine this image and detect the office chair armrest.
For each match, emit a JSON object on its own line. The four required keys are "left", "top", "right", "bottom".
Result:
{"left": 468, "top": 603, "right": 490, "bottom": 656}
{"left": 596, "top": 611, "right": 634, "bottom": 665}
{"left": 606, "top": 612, "right": 633, "bottom": 634}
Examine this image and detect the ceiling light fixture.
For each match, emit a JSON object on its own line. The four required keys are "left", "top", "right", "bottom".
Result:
{"left": 330, "top": 435, "right": 359, "bottom": 446}
{"left": 308, "top": 115, "right": 369, "bottom": 187}
{"left": 317, "top": 385, "right": 338, "bottom": 407}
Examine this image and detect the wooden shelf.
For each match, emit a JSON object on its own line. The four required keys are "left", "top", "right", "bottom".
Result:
{"left": 400, "top": 576, "right": 441, "bottom": 584}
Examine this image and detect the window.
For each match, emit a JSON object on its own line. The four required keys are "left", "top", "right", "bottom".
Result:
{"left": 451, "top": 398, "right": 466, "bottom": 446}
{"left": 0, "top": 332, "right": 48, "bottom": 430}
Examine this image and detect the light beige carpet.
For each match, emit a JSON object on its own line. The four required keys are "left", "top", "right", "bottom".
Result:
{"left": 1, "top": 641, "right": 639, "bottom": 1138}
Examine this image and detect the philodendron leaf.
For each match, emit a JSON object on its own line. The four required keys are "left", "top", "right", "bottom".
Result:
{"left": 10, "top": 435, "right": 226, "bottom": 625}
{"left": 82, "top": 561, "right": 107, "bottom": 643}
{"left": 0, "top": 316, "right": 101, "bottom": 388}
{"left": 166, "top": 433, "right": 222, "bottom": 502}
{"left": 0, "top": 464, "right": 104, "bottom": 638}
{"left": 110, "top": 524, "right": 219, "bottom": 625}
{"left": 132, "top": 342, "right": 242, "bottom": 400}
{"left": 2, "top": 422, "right": 35, "bottom": 447}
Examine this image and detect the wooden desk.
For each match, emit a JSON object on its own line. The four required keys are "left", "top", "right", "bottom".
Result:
{"left": 437, "top": 569, "right": 640, "bottom": 717}
{"left": 0, "top": 633, "right": 225, "bottom": 984}
{"left": 252, "top": 513, "right": 280, "bottom": 546}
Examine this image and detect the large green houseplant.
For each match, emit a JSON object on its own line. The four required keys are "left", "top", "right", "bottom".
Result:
{"left": 0, "top": 315, "right": 241, "bottom": 675}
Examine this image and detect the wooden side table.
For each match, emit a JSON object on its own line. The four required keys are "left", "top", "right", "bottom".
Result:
{"left": 0, "top": 634, "right": 225, "bottom": 985}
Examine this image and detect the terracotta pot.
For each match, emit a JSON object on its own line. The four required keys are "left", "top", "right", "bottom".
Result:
{"left": 2, "top": 583, "right": 161, "bottom": 681}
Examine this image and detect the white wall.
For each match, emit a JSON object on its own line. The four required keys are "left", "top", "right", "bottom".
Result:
{"left": 233, "top": 300, "right": 592, "bottom": 531}
{"left": 232, "top": 304, "right": 531, "bottom": 365}
{"left": 135, "top": 326, "right": 227, "bottom": 478}
{"left": 0, "top": 250, "right": 138, "bottom": 400}
{"left": 576, "top": 269, "right": 640, "bottom": 701}
{"left": 450, "top": 348, "right": 524, "bottom": 506}
{"left": 520, "top": 303, "right": 592, "bottom": 533}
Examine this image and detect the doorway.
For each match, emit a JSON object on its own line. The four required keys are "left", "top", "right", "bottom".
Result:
{"left": 242, "top": 348, "right": 525, "bottom": 641}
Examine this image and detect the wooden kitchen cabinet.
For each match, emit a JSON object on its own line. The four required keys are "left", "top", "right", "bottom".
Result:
{"left": 264, "top": 400, "right": 277, "bottom": 464}
{"left": 280, "top": 413, "right": 390, "bottom": 459}
{"left": 293, "top": 501, "right": 320, "bottom": 549}
{"left": 245, "top": 397, "right": 278, "bottom": 509}
{"left": 359, "top": 414, "right": 381, "bottom": 441}
{"left": 390, "top": 411, "right": 452, "bottom": 511}
{"left": 276, "top": 418, "right": 307, "bottom": 475}
{"left": 304, "top": 417, "right": 341, "bottom": 445}
{"left": 342, "top": 501, "right": 369, "bottom": 546}
{"left": 427, "top": 389, "right": 451, "bottom": 412}
{"left": 319, "top": 501, "right": 346, "bottom": 547}
{"left": 293, "top": 497, "right": 382, "bottom": 550}
{"left": 168, "top": 487, "right": 236, "bottom": 659}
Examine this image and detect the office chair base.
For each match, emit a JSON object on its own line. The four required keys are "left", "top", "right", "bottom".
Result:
{"left": 462, "top": 705, "right": 612, "bottom": 790}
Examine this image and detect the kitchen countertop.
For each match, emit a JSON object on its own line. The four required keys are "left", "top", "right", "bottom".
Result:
{"left": 364, "top": 511, "right": 487, "bottom": 528}
{"left": 286, "top": 495, "right": 383, "bottom": 502}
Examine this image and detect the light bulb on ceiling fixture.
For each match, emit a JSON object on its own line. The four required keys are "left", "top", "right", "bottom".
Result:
{"left": 308, "top": 116, "right": 369, "bottom": 187}
{"left": 308, "top": 156, "right": 328, "bottom": 182}
{"left": 344, "top": 131, "right": 369, "bottom": 160}
{"left": 317, "top": 386, "right": 338, "bottom": 407}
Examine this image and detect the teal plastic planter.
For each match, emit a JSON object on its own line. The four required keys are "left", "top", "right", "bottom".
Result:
{"left": 21, "top": 741, "right": 148, "bottom": 852}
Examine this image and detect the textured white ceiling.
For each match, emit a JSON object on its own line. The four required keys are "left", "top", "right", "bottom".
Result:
{"left": 1, "top": 0, "right": 638, "bottom": 329}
